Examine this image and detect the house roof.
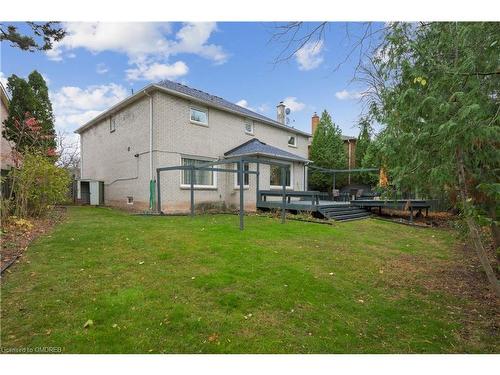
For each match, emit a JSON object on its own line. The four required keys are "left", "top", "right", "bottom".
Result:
{"left": 224, "top": 138, "right": 309, "bottom": 163}
{"left": 342, "top": 135, "right": 357, "bottom": 141}
{"left": 75, "top": 80, "right": 312, "bottom": 137}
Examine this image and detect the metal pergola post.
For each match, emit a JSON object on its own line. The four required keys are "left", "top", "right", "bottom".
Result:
{"left": 281, "top": 166, "right": 286, "bottom": 224}
{"left": 239, "top": 159, "right": 244, "bottom": 230}
{"left": 190, "top": 166, "right": 195, "bottom": 217}
{"left": 256, "top": 161, "right": 260, "bottom": 203}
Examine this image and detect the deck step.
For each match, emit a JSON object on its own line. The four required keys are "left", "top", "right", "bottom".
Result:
{"left": 321, "top": 208, "right": 367, "bottom": 215}
{"left": 318, "top": 206, "right": 371, "bottom": 221}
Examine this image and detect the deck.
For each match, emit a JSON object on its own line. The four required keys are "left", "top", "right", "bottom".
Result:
{"left": 256, "top": 199, "right": 349, "bottom": 212}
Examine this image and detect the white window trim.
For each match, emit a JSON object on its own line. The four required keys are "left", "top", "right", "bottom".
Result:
{"left": 234, "top": 162, "right": 250, "bottom": 190}
{"left": 189, "top": 106, "right": 209, "bottom": 127}
{"left": 244, "top": 119, "right": 254, "bottom": 135}
{"left": 126, "top": 196, "right": 133, "bottom": 205}
{"left": 269, "top": 163, "right": 293, "bottom": 190}
{"left": 287, "top": 135, "right": 297, "bottom": 148}
{"left": 179, "top": 155, "right": 218, "bottom": 190}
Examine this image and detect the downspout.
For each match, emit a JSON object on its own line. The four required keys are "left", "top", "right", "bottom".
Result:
{"left": 144, "top": 90, "right": 155, "bottom": 210}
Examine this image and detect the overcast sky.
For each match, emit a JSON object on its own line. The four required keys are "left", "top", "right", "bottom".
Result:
{"left": 1, "top": 22, "right": 382, "bottom": 139}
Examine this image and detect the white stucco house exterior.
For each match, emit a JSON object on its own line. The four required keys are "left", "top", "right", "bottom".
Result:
{"left": 75, "top": 80, "right": 311, "bottom": 213}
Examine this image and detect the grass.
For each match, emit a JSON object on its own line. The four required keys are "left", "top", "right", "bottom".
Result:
{"left": 0, "top": 206, "right": 497, "bottom": 353}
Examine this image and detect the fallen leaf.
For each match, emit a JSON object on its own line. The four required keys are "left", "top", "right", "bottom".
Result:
{"left": 139, "top": 261, "right": 145, "bottom": 265}
{"left": 208, "top": 333, "right": 219, "bottom": 343}
{"left": 358, "top": 299, "right": 365, "bottom": 304}
{"left": 83, "top": 319, "right": 94, "bottom": 328}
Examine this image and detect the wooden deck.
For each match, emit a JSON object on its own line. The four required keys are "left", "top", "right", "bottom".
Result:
{"left": 256, "top": 199, "right": 349, "bottom": 212}
{"left": 257, "top": 198, "right": 432, "bottom": 210}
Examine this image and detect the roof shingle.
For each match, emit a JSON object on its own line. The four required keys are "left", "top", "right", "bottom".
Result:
{"left": 224, "top": 138, "right": 308, "bottom": 162}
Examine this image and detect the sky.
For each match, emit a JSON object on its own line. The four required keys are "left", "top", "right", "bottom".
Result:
{"left": 0, "top": 22, "right": 381, "bottom": 143}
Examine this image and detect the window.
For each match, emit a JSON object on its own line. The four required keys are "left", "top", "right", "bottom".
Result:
{"left": 181, "top": 158, "right": 216, "bottom": 188}
{"left": 127, "top": 196, "right": 133, "bottom": 205}
{"left": 110, "top": 118, "right": 116, "bottom": 132}
{"left": 288, "top": 135, "right": 297, "bottom": 147}
{"left": 244, "top": 119, "right": 254, "bottom": 135}
{"left": 235, "top": 162, "right": 250, "bottom": 188}
{"left": 190, "top": 107, "right": 208, "bottom": 125}
{"left": 270, "top": 164, "right": 292, "bottom": 188}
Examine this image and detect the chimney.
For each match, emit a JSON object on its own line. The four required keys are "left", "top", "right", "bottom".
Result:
{"left": 276, "top": 101, "right": 286, "bottom": 124}
{"left": 311, "top": 112, "right": 320, "bottom": 135}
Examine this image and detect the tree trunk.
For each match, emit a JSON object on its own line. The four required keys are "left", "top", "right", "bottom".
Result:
{"left": 488, "top": 205, "right": 500, "bottom": 262}
{"left": 457, "top": 148, "right": 500, "bottom": 297}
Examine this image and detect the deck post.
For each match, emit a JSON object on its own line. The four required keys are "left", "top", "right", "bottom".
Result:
{"left": 156, "top": 169, "right": 162, "bottom": 214}
{"left": 281, "top": 166, "right": 286, "bottom": 224}
{"left": 333, "top": 173, "right": 336, "bottom": 190}
{"left": 190, "top": 166, "right": 194, "bottom": 217}
{"left": 239, "top": 159, "right": 244, "bottom": 230}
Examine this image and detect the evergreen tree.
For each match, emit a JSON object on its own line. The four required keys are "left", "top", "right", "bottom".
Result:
{"left": 309, "top": 110, "right": 347, "bottom": 191}
{"left": 2, "top": 71, "right": 56, "bottom": 153}
{"left": 366, "top": 22, "right": 500, "bottom": 296}
{"left": 354, "top": 116, "right": 373, "bottom": 184}
{"left": 28, "top": 71, "right": 56, "bottom": 149}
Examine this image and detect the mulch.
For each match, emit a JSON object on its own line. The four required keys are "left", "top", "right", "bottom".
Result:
{"left": 1, "top": 207, "right": 66, "bottom": 275}
{"left": 376, "top": 208, "right": 455, "bottom": 228}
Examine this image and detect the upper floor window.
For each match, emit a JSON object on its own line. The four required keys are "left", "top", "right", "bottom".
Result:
{"left": 288, "top": 135, "right": 297, "bottom": 147}
{"left": 190, "top": 107, "right": 208, "bottom": 126}
{"left": 244, "top": 119, "right": 254, "bottom": 135}
{"left": 110, "top": 118, "right": 116, "bottom": 133}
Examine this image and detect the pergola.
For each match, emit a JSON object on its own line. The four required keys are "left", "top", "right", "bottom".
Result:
{"left": 156, "top": 157, "right": 291, "bottom": 230}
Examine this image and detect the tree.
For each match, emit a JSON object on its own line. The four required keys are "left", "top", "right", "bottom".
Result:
{"left": 309, "top": 110, "right": 348, "bottom": 191}
{"left": 363, "top": 22, "right": 500, "bottom": 296}
{"left": 28, "top": 71, "right": 56, "bottom": 150}
{"left": 2, "top": 72, "right": 56, "bottom": 154}
{"left": 355, "top": 116, "right": 373, "bottom": 184}
{"left": 0, "top": 22, "right": 65, "bottom": 51}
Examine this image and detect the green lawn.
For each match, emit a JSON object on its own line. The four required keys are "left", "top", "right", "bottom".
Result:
{"left": 1, "top": 207, "right": 497, "bottom": 353}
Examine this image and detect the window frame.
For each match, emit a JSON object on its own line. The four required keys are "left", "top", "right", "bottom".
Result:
{"left": 287, "top": 135, "right": 297, "bottom": 148}
{"left": 269, "top": 163, "right": 293, "bottom": 190}
{"left": 234, "top": 162, "right": 250, "bottom": 189}
{"left": 110, "top": 117, "right": 116, "bottom": 133}
{"left": 180, "top": 156, "right": 217, "bottom": 189}
{"left": 244, "top": 119, "right": 254, "bottom": 135}
{"left": 189, "top": 106, "right": 209, "bottom": 126}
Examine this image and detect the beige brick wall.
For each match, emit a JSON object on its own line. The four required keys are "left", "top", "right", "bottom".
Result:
{"left": 1, "top": 95, "right": 14, "bottom": 170}
{"left": 80, "top": 89, "right": 309, "bottom": 212}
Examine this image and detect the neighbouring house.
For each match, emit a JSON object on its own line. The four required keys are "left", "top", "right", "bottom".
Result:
{"left": 75, "top": 80, "right": 311, "bottom": 212}
{"left": 1, "top": 83, "right": 14, "bottom": 196}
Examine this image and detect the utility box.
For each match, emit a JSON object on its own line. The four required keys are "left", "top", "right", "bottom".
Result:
{"left": 77, "top": 180, "right": 104, "bottom": 206}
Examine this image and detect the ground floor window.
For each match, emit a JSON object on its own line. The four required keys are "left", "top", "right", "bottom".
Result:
{"left": 181, "top": 158, "right": 216, "bottom": 187}
{"left": 270, "top": 164, "right": 291, "bottom": 188}
{"left": 234, "top": 162, "right": 250, "bottom": 188}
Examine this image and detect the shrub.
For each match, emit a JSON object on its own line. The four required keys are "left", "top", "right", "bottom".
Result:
{"left": 9, "top": 153, "right": 70, "bottom": 217}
